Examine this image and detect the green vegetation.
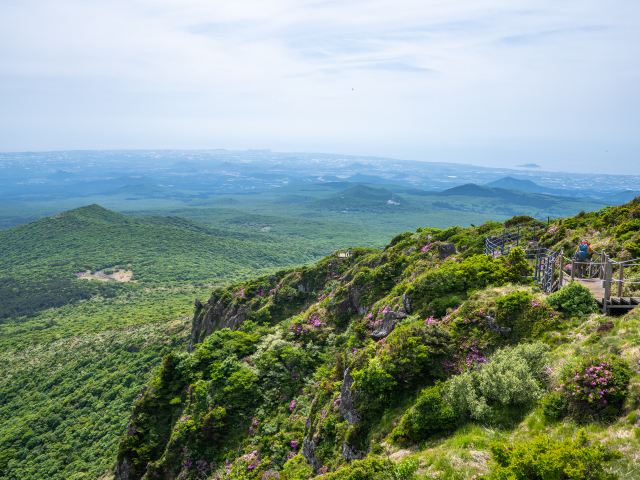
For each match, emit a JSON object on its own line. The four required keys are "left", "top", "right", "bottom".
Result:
{"left": 0, "top": 318, "right": 191, "bottom": 479}
{"left": 489, "top": 429, "right": 622, "bottom": 480}
{"left": 546, "top": 282, "right": 600, "bottom": 318}
{"left": 3, "top": 195, "right": 640, "bottom": 480}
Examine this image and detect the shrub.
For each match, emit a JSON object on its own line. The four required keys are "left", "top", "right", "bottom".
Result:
{"left": 489, "top": 429, "right": 622, "bottom": 480}
{"left": 448, "top": 342, "right": 549, "bottom": 420}
{"left": 615, "top": 219, "right": 640, "bottom": 238}
{"left": 495, "top": 291, "right": 560, "bottom": 337}
{"left": 540, "top": 391, "right": 568, "bottom": 421}
{"left": 429, "top": 295, "right": 462, "bottom": 317}
{"left": 390, "top": 383, "right": 458, "bottom": 444}
{"left": 545, "top": 281, "right": 599, "bottom": 318}
{"left": 557, "top": 355, "right": 632, "bottom": 421}
{"left": 321, "top": 457, "right": 395, "bottom": 480}
{"left": 504, "top": 215, "right": 535, "bottom": 228}
{"left": 351, "top": 323, "right": 452, "bottom": 419}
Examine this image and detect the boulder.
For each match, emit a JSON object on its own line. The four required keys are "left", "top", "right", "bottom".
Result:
{"left": 438, "top": 242, "right": 456, "bottom": 260}
{"left": 402, "top": 293, "right": 412, "bottom": 314}
{"left": 343, "top": 442, "right": 367, "bottom": 461}
{"left": 370, "top": 309, "right": 408, "bottom": 340}
{"left": 485, "top": 315, "right": 512, "bottom": 337}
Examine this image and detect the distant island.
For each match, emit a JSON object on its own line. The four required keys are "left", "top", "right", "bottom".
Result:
{"left": 516, "top": 163, "right": 541, "bottom": 168}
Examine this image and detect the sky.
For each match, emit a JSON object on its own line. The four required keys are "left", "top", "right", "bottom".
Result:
{"left": 0, "top": 0, "right": 639, "bottom": 173}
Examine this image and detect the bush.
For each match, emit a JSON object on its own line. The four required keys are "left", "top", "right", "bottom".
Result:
{"left": 429, "top": 295, "right": 462, "bottom": 317}
{"left": 390, "top": 383, "right": 458, "bottom": 444}
{"left": 503, "top": 215, "right": 536, "bottom": 228}
{"left": 557, "top": 355, "right": 632, "bottom": 421}
{"left": 489, "top": 429, "right": 622, "bottom": 480}
{"left": 321, "top": 457, "right": 396, "bottom": 480}
{"left": 448, "top": 342, "right": 549, "bottom": 420}
{"left": 540, "top": 391, "right": 568, "bottom": 421}
{"left": 545, "top": 281, "right": 599, "bottom": 318}
{"left": 495, "top": 291, "right": 561, "bottom": 337}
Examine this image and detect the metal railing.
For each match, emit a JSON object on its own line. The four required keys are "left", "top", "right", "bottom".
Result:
{"left": 484, "top": 218, "right": 549, "bottom": 256}
{"left": 484, "top": 219, "right": 640, "bottom": 313}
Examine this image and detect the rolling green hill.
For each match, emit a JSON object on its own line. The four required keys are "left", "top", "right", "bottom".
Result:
{"left": 0, "top": 204, "right": 387, "bottom": 322}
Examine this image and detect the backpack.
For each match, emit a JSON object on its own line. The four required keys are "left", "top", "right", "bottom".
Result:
{"left": 577, "top": 242, "right": 589, "bottom": 260}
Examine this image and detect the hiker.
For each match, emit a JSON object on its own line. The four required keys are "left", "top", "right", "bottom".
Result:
{"left": 573, "top": 240, "right": 598, "bottom": 278}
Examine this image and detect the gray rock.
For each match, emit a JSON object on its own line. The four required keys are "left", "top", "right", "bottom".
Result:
{"left": 114, "top": 456, "right": 134, "bottom": 480}
{"left": 189, "top": 299, "right": 248, "bottom": 351}
{"left": 370, "top": 309, "right": 408, "bottom": 340}
{"left": 343, "top": 442, "right": 367, "bottom": 461}
{"left": 402, "top": 293, "right": 412, "bottom": 314}
{"left": 485, "top": 316, "right": 512, "bottom": 337}
{"left": 338, "top": 367, "right": 362, "bottom": 426}
{"left": 405, "top": 247, "right": 416, "bottom": 256}
{"left": 302, "top": 435, "right": 321, "bottom": 471}
{"left": 438, "top": 242, "right": 456, "bottom": 260}
{"left": 334, "top": 287, "right": 364, "bottom": 316}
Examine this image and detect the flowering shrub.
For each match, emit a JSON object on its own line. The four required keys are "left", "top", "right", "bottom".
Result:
{"left": 545, "top": 281, "right": 599, "bottom": 318}
{"left": 489, "top": 429, "right": 622, "bottom": 480}
{"left": 557, "top": 355, "right": 631, "bottom": 421}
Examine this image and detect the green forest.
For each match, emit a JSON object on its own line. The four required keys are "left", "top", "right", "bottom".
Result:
{"left": 2, "top": 197, "right": 640, "bottom": 480}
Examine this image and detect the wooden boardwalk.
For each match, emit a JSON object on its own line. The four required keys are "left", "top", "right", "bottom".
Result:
{"left": 560, "top": 275, "right": 605, "bottom": 297}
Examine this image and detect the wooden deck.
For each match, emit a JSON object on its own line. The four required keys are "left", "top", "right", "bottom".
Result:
{"left": 560, "top": 274, "right": 605, "bottom": 297}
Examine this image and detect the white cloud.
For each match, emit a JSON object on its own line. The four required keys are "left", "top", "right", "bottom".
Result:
{"left": 0, "top": 0, "right": 639, "bottom": 172}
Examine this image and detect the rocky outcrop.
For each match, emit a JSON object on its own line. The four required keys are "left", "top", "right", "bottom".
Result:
{"left": 334, "top": 287, "right": 364, "bottom": 316}
{"left": 485, "top": 315, "right": 512, "bottom": 337}
{"left": 302, "top": 435, "right": 321, "bottom": 471}
{"left": 338, "top": 367, "right": 361, "bottom": 426}
{"left": 114, "top": 456, "right": 135, "bottom": 480}
{"left": 438, "top": 242, "right": 456, "bottom": 260}
{"left": 189, "top": 293, "right": 249, "bottom": 351}
{"left": 402, "top": 293, "right": 412, "bottom": 314}
{"left": 343, "top": 442, "right": 367, "bottom": 461}
{"left": 370, "top": 308, "right": 408, "bottom": 340}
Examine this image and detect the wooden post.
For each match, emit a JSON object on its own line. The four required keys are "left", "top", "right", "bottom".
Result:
{"left": 604, "top": 259, "right": 612, "bottom": 301}
{"left": 571, "top": 259, "right": 575, "bottom": 281}
{"left": 550, "top": 255, "right": 555, "bottom": 292}
{"left": 602, "top": 259, "right": 612, "bottom": 315}
{"left": 559, "top": 249, "right": 565, "bottom": 288}
{"left": 617, "top": 263, "right": 624, "bottom": 297}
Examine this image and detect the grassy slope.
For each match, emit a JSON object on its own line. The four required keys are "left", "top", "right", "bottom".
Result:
{"left": 110, "top": 197, "right": 640, "bottom": 480}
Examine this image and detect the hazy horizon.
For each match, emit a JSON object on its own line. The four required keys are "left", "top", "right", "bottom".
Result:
{"left": 1, "top": 0, "right": 639, "bottom": 174}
